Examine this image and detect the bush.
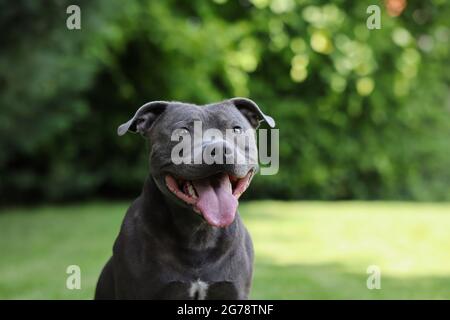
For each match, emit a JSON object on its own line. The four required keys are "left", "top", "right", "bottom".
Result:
{"left": 0, "top": 0, "right": 449, "bottom": 204}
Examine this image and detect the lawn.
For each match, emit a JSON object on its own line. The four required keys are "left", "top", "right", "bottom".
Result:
{"left": 0, "top": 201, "right": 449, "bottom": 299}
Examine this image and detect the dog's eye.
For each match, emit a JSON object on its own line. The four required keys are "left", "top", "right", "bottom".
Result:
{"left": 178, "top": 127, "right": 190, "bottom": 135}
{"left": 233, "top": 126, "right": 243, "bottom": 134}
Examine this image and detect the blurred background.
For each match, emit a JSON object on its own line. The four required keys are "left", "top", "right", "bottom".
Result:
{"left": 0, "top": 0, "right": 449, "bottom": 299}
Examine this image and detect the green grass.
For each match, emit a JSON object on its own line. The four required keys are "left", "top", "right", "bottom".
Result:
{"left": 0, "top": 201, "right": 449, "bottom": 299}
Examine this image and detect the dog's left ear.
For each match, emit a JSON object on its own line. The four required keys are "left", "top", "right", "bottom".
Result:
{"left": 117, "top": 101, "right": 169, "bottom": 136}
{"left": 230, "top": 97, "right": 276, "bottom": 129}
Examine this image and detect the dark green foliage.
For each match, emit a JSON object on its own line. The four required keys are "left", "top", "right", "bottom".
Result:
{"left": 0, "top": 0, "right": 449, "bottom": 204}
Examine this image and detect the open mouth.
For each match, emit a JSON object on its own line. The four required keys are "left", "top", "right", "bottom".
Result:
{"left": 165, "top": 170, "right": 254, "bottom": 228}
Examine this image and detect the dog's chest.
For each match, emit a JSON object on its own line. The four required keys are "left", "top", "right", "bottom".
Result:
{"left": 157, "top": 279, "right": 240, "bottom": 299}
{"left": 188, "top": 280, "right": 209, "bottom": 300}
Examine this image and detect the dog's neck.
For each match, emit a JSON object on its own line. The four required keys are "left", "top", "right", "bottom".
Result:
{"left": 141, "top": 176, "right": 239, "bottom": 251}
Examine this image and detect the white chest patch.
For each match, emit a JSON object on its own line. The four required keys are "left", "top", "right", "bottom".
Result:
{"left": 189, "top": 279, "right": 209, "bottom": 300}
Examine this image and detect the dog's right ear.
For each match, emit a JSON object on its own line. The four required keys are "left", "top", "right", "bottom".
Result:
{"left": 230, "top": 97, "right": 275, "bottom": 129}
{"left": 117, "top": 101, "right": 168, "bottom": 137}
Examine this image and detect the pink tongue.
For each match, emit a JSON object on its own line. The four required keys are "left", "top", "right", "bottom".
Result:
{"left": 192, "top": 174, "right": 238, "bottom": 227}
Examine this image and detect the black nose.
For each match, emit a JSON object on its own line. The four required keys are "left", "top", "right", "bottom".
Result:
{"left": 203, "top": 140, "right": 234, "bottom": 163}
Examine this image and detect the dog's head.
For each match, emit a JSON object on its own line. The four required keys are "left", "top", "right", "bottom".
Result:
{"left": 118, "top": 98, "right": 275, "bottom": 228}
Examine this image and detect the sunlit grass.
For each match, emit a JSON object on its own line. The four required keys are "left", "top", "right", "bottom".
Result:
{"left": 0, "top": 201, "right": 449, "bottom": 299}
{"left": 247, "top": 201, "right": 450, "bottom": 299}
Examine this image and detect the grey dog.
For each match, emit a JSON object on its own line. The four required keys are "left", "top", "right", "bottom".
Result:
{"left": 94, "top": 97, "right": 275, "bottom": 299}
